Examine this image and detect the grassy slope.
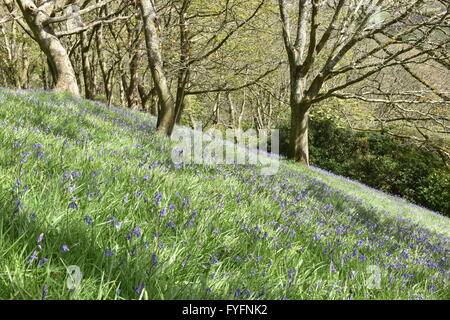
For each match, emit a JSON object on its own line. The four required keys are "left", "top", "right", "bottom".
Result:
{"left": 0, "top": 88, "right": 448, "bottom": 300}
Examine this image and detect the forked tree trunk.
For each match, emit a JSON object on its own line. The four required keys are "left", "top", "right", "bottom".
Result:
{"left": 16, "top": 0, "right": 80, "bottom": 97}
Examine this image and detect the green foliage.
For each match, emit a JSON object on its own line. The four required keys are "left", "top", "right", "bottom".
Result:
{"left": 279, "top": 119, "right": 450, "bottom": 216}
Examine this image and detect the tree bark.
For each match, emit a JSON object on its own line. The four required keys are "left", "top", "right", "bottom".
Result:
{"left": 139, "top": 0, "right": 176, "bottom": 136}
{"left": 289, "top": 101, "right": 310, "bottom": 166}
{"left": 175, "top": 97, "right": 190, "bottom": 124}
{"left": 81, "top": 31, "right": 94, "bottom": 99}
{"left": 288, "top": 61, "right": 310, "bottom": 165}
{"left": 126, "top": 51, "right": 141, "bottom": 110}
{"left": 16, "top": 0, "right": 80, "bottom": 97}
{"left": 173, "top": 0, "right": 191, "bottom": 128}
{"left": 95, "top": 24, "right": 111, "bottom": 103}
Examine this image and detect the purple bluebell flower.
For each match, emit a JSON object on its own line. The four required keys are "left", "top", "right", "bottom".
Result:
{"left": 39, "top": 258, "right": 49, "bottom": 267}
{"left": 159, "top": 208, "right": 167, "bottom": 217}
{"left": 355, "top": 239, "right": 364, "bottom": 248}
{"left": 430, "top": 284, "right": 436, "bottom": 293}
{"left": 105, "top": 249, "right": 115, "bottom": 256}
{"left": 15, "top": 200, "right": 22, "bottom": 210}
{"left": 61, "top": 245, "right": 69, "bottom": 253}
{"left": 154, "top": 193, "right": 163, "bottom": 205}
{"left": 127, "top": 226, "right": 141, "bottom": 240}
{"left": 312, "top": 232, "right": 323, "bottom": 241}
{"left": 174, "top": 163, "right": 183, "bottom": 170}
{"left": 133, "top": 226, "right": 141, "bottom": 239}
{"left": 183, "top": 195, "right": 190, "bottom": 207}
{"left": 210, "top": 255, "right": 218, "bottom": 264}
{"left": 167, "top": 221, "right": 176, "bottom": 228}
{"left": 244, "top": 289, "right": 253, "bottom": 297}
{"left": 20, "top": 152, "right": 31, "bottom": 164}
{"left": 256, "top": 288, "right": 265, "bottom": 298}
{"left": 83, "top": 216, "right": 93, "bottom": 226}
{"left": 186, "top": 220, "right": 194, "bottom": 229}
{"left": 288, "top": 270, "right": 294, "bottom": 284}
{"left": 42, "top": 286, "right": 48, "bottom": 300}
{"left": 69, "top": 201, "right": 78, "bottom": 210}
{"left": 151, "top": 253, "right": 158, "bottom": 268}
{"left": 28, "top": 250, "right": 38, "bottom": 265}
{"left": 330, "top": 260, "right": 337, "bottom": 273}
{"left": 71, "top": 171, "right": 79, "bottom": 178}
{"left": 135, "top": 284, "right": 145, "bottom": 294}
{"left": 109, "top": 216, "right": 121, "bottom": 229}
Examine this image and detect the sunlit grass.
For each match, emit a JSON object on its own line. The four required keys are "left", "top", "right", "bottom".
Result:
{"left": 0, "top": 88, "right": 448, "bottom": 300}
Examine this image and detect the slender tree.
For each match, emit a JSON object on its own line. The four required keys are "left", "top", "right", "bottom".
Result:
{"left": 138, "top": 0, "right": 176, "bottom": 135}
{"left": 15, "top": 0, "right": 80, "bottom": 96}
{"left": 12, "top": 0, "right": 132, "bottom": 97}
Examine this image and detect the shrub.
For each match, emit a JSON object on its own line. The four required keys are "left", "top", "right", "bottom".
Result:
{"left": 278, "top": 118, "right": 450, "bottom": 216}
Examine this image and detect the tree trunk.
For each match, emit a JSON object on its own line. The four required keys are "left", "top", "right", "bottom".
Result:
{"left": 175, "top": 97, "right": 190, "bottom": 124}
{"left": 139, "top": 0, "right": 176, "bottom": 136}
{"left": 289, "top": 102, "right": 310, "bottom": 166}
{"left": 289, "top": 73, "right": 310, "bottom": 166}
{"left": 16, "top": 0, "right": 80, "bottom": 97}
{"left": 227, "top": 92, "right": 236, "bottom": 128}
{"left": 150, "top": 88, "right": 159, "bottom": 116}
{"left": 41, "top": 61, "right": 48, "bottom": 89}
{"left": 95, "top": 24, "right": 113, "bottom": 104}
{"left": 81, "top": 31, "right": 94, "bottom": 99}
{"left": 126, "top": 52, "right": 141, "bottom": 110}
{"left": 173, "top": 1, "right": 191, "bottom": 128}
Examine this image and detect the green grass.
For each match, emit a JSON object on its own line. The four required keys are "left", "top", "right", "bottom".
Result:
{"left": 0, "top": 87, "right": 448, "bottom": 300}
